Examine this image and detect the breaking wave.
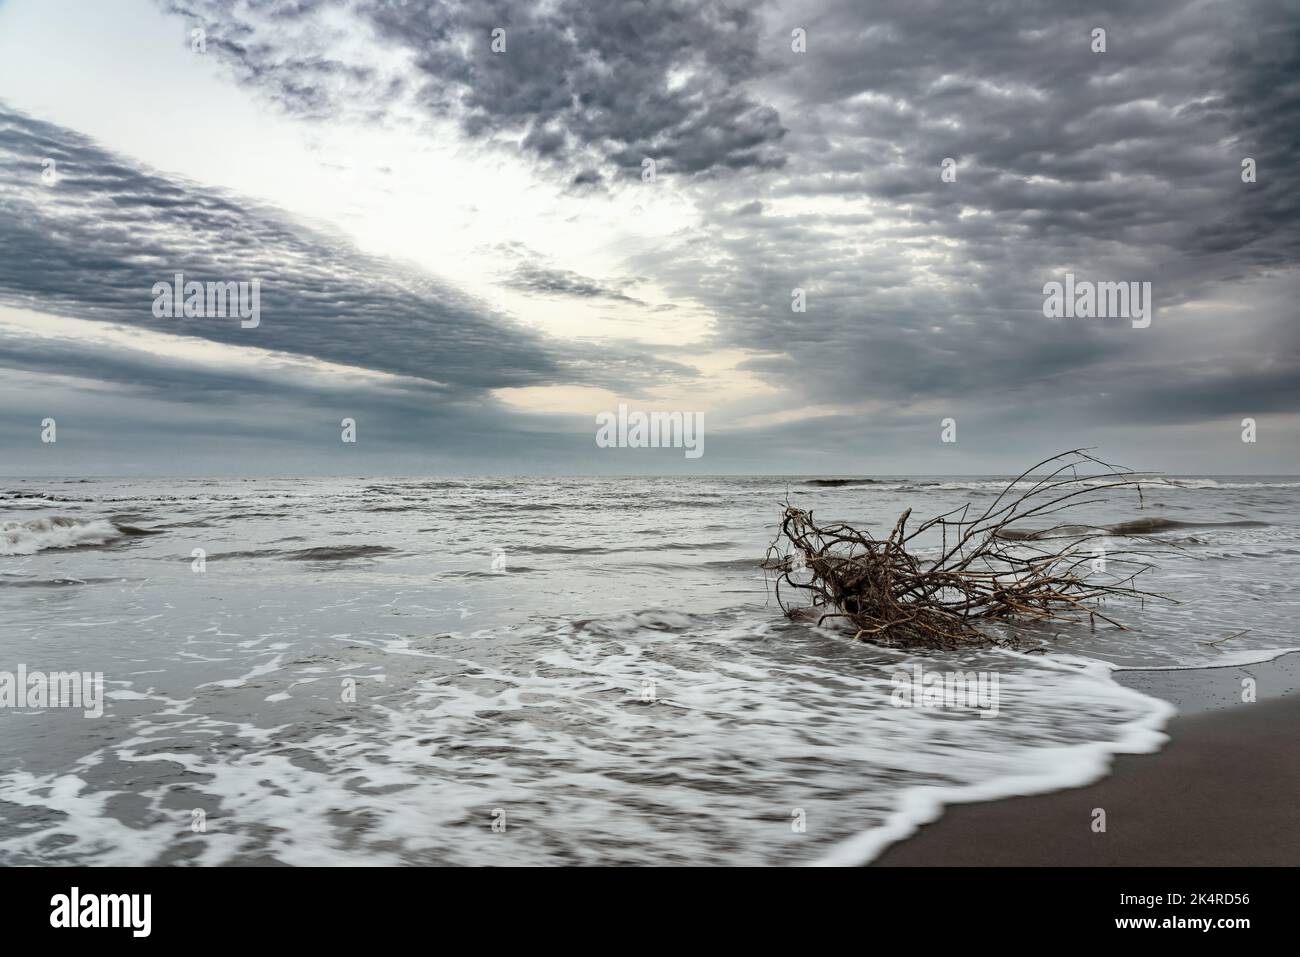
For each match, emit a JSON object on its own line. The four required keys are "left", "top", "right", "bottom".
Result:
{"left": 0, "top": 516, "right": 132, "bottom": 555}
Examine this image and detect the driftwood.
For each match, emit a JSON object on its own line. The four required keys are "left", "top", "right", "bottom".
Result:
{"left": 763, "top": 451, "right": 1173, "bottom": 648}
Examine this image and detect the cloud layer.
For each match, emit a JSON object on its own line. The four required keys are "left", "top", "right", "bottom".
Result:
{"left": 1, "top": 0, "right": 1297, "bottom": 473}
{"left": 165, "top": 0, "right": 788, "bottom": 179}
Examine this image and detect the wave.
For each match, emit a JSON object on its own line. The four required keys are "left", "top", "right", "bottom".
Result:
{"left": 112, "top": 524, "right": 165, "bottom": 538}
{"left": 446, "top": 566, "right": 541, "bottom": 577}
{"left": 804, "top": 478, "right": 894, "bottom": 488}
{"left": 998, "top": 517, "right": 1271, "bottom": 540}
{"left": 1158, "top": 478, "right": 1300, "bottom": 489}
{"left": 280, "top": 544, "right": 397, "bottom": 561}
{"left": 629, "top": 557, "right": 763, "bottom": 572}
{"left": 503, "top": 540, "right": 740, "bottom": 556}
{"left": 0, "top": 575, "right": 124, "bottom": 588}
{"left": 362, "top": 481, "right": 473, "bottom": 493}
{"left": 207, "top": 544, "right": 398, "bottom": 561}
{"left": 0, "top": 516, "right": 133, "bottom": 555}
{"left": 1106, "top": 517, "right": 1268, "bottom": 535}
{"left": 0, "top": 490, "right": 96, "bottom": 503}
{"left": 911, "top": 478, "right": 1300, "bottom": 493}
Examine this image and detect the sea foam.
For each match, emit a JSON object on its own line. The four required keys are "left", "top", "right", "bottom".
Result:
{"left": 0, "top": 516, "right": 125, "bottom": 555}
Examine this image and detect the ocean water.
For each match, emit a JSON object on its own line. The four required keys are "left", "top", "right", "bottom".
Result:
{"left": 1, "top": 475, "right": 1297, "bottom": 865}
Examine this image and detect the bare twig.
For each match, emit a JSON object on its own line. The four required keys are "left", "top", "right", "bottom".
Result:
{"left": 1201, "top": 629, "right": 1250, "bottom": 647}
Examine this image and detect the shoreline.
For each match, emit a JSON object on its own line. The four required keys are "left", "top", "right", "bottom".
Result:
{"left": 870, "top": 651, "right": 1300, "bottom": 866}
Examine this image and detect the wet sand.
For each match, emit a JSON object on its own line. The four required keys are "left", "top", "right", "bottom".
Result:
{"left": 873, "top": 652, "right": 1300, "bottom": 866}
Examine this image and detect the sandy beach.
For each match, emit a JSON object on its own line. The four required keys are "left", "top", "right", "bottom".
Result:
{"left": 873, "top": 652, "right": 1300, "bottom": 866}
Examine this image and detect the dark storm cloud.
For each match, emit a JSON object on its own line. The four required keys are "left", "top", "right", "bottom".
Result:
{"left": 614, "top": 0, "right": 1300, "bottom": 429}
{"left": 0, "top": 104, "right": 691, "bottom": 397}
{"left": 1185, "top": 9, "right": 1300, "bottom": 267}
{"left": 161, "top": 0, "right": 787, "bottom": 180}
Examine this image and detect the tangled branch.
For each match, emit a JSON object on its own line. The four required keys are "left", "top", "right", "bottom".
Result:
{"left": 762, "top": 450, "right": 1174, "bottom": 648}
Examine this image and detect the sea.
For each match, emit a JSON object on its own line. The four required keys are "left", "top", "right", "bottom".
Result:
{"left": 1, "top": 475, "right": 1297, "bottom": 865}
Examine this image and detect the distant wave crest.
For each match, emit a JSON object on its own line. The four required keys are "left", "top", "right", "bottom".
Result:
{"left": 804, "top": 478, "right": 892, "bottom": 487}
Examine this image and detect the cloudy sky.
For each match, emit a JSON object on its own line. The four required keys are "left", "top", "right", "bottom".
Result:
{"left": 0, "top": 0, "right": 1296, "bottom": 475}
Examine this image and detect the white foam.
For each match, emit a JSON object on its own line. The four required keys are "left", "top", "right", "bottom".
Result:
{"left": 0, "top": 516, "right": 123, "bottom": 555}
{"left": 810, "top": 645, "right": 1300, "bottom": 865}
{"left": 810, "top": 654, "right": 1175, "bottom": 866}
{"left": 1113, "top": 647, "right": 1300, "bottom": 671}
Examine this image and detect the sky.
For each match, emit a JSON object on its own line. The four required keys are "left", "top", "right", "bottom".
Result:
{"left": 0, "top": 0, "right": 1296, "bottom": 476}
